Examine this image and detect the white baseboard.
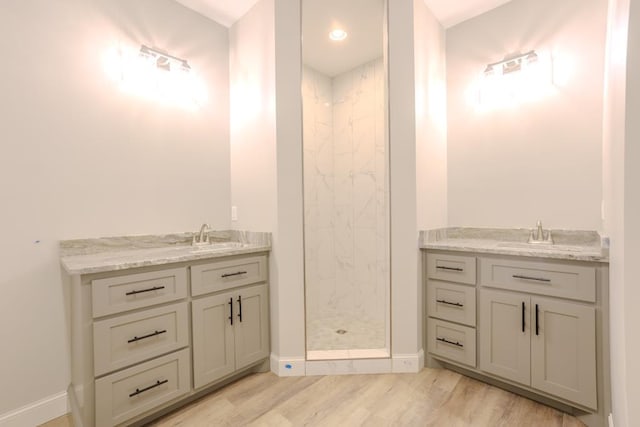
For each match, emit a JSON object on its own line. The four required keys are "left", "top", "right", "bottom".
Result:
{"left": 392, "top": 350, "right": 424, "bottom": 373}
{"left": 271, "top": 351, "right": 425, "bottom": 376}
{"left": 0, "top": 391, "right": 68, "bottom": 427}
{"left": 270, "top": 354, "right": 306, "bottom": 376}
{"left": 306, "top": 358, "right": 392, "bottom": 375}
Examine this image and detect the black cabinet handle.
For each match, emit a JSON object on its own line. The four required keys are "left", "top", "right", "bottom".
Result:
{"left": 125, "top": 285, "right": 165, "bottom": 296}
{"left": 129, "top": 379, "right": 168, "bottom": 398}
{"left": 237, "top": 295, "right": 243, "bottom": 322}
{"left": 436, "top": 266, "right": 464, "bottom": 272}
{"left": 221, "top": 271, "right": 247, "bottom": 278}
{"left": 436, "top": 299, "right": 464, "bottom": 308}
{"left": 522, "top": 302, "right": 525, "bottom": 333}
{"left": 228, "top": 297, "right": 234, "bottom": 325}
{"left": 127, "top": 329, "right": 167, "bottom": 344}
{"left": 535, "top": 304, "right": 540, "bottom": 336}
{"left": 436, "top": 337, "right": 463, "bottom": 348}
{"left": 512, "top": 274, "right": 551, "bottom": 283}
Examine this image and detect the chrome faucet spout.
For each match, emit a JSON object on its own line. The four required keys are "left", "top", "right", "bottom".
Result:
{"left": 536, "top": 220, "right": 543, "bottom": 241}
{"left": 528, "top": 220, "right": 553, "bottom": 245}
{"left": 198, "top": 223, "right": 211, "bottom": 243}
{"left": 192, "top": 223, "right": 211, "bottom": 245}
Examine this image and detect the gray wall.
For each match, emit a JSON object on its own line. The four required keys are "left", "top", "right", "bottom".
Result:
{"left": 446, "top": 0, "right": 608, "bottom": 230}
{"left": 0, "top": 0, "right": 230, "bottom": 416}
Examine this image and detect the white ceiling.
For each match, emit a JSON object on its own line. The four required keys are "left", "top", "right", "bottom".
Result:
{"left": 173, "top": 0, "right": 261, "bottom": 28}
{"left": 302, "top": 0, "right": 385, "bottom": 77}
{"left": 174, "top": 0, "right": 514, "bottom": 76}
{"left": 423, "top": 0, "right": 514, "bottom": 28}
{"left": 174, "top": 0, "right": 513, "bottom": 30}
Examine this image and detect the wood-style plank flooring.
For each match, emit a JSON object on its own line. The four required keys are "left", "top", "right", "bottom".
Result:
{"left": 41, "top": 369, "right": 586, "bottom": 427}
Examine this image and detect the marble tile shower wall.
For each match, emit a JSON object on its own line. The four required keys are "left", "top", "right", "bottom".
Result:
{"left": 303, "top": 59, "right": 388, "bottom": 344}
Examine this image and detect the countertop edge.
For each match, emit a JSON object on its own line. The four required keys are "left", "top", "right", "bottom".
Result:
{"left": 61, "top": 245, "right": 272, "bottom": 276}
{"left": 420, "top": 243, "right": 609, "bottom": 263}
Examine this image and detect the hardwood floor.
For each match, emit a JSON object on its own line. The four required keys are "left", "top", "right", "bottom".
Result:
{"left": 41, "top": 368, "right": 586, "bottom": 426}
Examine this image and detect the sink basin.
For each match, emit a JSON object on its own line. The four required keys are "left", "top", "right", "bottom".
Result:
{"left": 496, "top": 242, "right": 582, "bottom": 252}
{"left": 190, "top": 242, "right": 246, "bottom": 252}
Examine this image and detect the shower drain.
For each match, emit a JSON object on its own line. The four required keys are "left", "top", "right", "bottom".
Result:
{"left": 335, "top": 329, "right": 347, "bottom": 335}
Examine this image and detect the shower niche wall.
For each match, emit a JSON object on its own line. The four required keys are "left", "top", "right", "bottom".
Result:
{"left": 302, "top": 0, "right": 389, "bottom": 360}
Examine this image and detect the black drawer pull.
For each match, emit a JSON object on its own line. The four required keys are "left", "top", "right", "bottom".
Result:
{"left": 536, "top": 304, "right": 540, "bottom": 336}
{"left": 126, "top": 286, "right": 165, "bottom": 296}
{"left": 512, "top": 274, "right": 551, "bottom": 283}
{"left": 237, "top": 295, "right": 243, "bottom": 322}
{"left": 436, "top": 266, "right": 464, "bottom": 272}
{"left": 127, "top": 329, "right": 167, "bottom": 344}
{"left": 221, "top": 271, "right": 247, "bottom": 278}
{"left": 229, "top": 297, "right": 234, "bottom": 325}
{"left": 522, "top": 302, "right": 525, "bottom": 333}
{"left": 129, "top": 379, "right": 168, "bottom": 398}
{"left": 436, "top": 337, "right": 463, "bottom": 348}
{"left": 436, "top": 299, "right": 463, "bottom": 308}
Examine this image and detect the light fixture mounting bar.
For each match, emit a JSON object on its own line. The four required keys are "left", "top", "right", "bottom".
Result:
{"left": 139, "top": 45, "right": 191, "bottom": 70}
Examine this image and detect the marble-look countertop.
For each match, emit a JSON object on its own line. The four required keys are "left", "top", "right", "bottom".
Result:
{"left": 60, "top": 230, "right": 271, "bottom": 275}
{"left": 419, "top": 227, "right": 609, "bottom": 262}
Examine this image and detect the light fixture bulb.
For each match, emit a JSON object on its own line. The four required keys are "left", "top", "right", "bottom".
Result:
{"left": 329, "top": 29, "right": 348, "bottom": 41}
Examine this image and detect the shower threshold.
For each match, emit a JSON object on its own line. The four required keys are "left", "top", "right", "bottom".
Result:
{"left": 307, "top": 348, "right": 390, "bottom": 361}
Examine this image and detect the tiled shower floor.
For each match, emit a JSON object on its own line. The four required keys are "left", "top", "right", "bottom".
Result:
{"left": 306, "top": 310, "right": 387, "bottom": 358}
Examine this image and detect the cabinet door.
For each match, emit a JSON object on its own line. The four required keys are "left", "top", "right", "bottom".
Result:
{"left": 192, "top": 292, "right": 235, "bottom": 389}
{"left": 234, "top": 284, "right": 270, "bottom": 370}
{"left": 531, "top": 296, "right": 596, "bottom": 410}
{"left": 479, "top": 289, "right": 530, "bottom": 385}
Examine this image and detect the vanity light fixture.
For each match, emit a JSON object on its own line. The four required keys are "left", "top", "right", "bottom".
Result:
{"left": 484, "top": 50, "right": 538, "bottom": 77}
{"left": 139, "top": 45, "right": 191, "bottom": 72}
{"left": 102, "top": 42, "right": 207, "bottom": 110}
{"left": 329, "top": 29, "right": 348, "bottom": 41}
{"left": 475, "top": 49, "right": 553, "bottom": 111}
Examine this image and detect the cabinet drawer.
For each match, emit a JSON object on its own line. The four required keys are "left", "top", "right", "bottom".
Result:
{"left": 427, "top": 281, "right": 476, "bottom": 327}
{"left": 93, "top": 302, "right": 189, "bottom": 376}
{"left": 428, "top": 319, "right": 476, "bottom": 367}
{"left": 191, "top": 255, "right": 267, "bottom": 297}
{"left": 480, "top": 258, "right": 595, "bottom": 302}
{"left": 92, "top": 268, "right": 187, "bottom": 318}
{"left": 95, "top": 348, "right": 190, "bottom": 427}
{"left": 427, "top": 253, "right": 476, "bottom": 285}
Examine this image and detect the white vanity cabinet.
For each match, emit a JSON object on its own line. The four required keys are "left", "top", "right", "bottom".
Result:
{"left": 424, "top": 250, "right": 609, "bottom": 427}
{"left": 65, "top": 251, "right": 269, "bottom": 427}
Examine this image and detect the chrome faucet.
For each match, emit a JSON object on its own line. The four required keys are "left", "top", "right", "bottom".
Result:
{"left": 192, "top": 223, "right": 211, "bottom": 246}
{"left": 528, "top": 220, "right": 553, "bottom": 245}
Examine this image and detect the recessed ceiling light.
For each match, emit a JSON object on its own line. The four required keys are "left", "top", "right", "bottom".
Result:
{"left": 329, "top": 29, "right": 347, "bottom": 41}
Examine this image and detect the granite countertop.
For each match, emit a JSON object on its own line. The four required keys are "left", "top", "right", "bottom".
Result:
{"left": 60, "top": 230, "right": 271, "bottom": 275}
{"left": 419, "top": 227, "right": 609, "bottom": 262}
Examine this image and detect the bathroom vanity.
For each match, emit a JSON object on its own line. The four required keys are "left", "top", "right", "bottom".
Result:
{"left": 60, "top": 231, "right": 271, "bottom": 427}
{"left": 421, "top": 228, "right": 610, "bottom": 427}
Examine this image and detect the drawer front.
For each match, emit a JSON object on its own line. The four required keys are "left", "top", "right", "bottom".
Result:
{"left": 95, "top": 348, "right": 190, "bottom": 427}
{"left": 480, "top": 258, "right": 596, "bottom": 302}
{"left": 428, "top": 319, "right": 476, "bottom": 367}
{"left": 92, "top": 268, "right": 188, "bottom": 318}
{"left": 427, "top": 280, "right": 476, "bottom": 327}
{"left": 191, "top": 255, "right": 267, "bottom": 297}
{"left": 93, "top": 302, "right": 189, "bottom": 376}
{"left": 427, "top": 253, "right": 476, "bottom": 285}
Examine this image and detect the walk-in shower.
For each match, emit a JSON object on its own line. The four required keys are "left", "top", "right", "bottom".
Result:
{"left": 302, "top": 0, "right": 389, "bottom": 360}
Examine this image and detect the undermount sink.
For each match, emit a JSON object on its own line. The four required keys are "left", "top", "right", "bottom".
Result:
{"left": 189, "top": 242, "right": 246, "bottom": 252}
{"left": 496, "top": 242, "right": 582, "bottom": 252}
